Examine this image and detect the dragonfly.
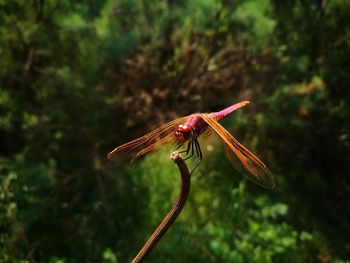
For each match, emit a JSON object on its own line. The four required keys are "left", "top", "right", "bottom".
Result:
{"left": 108, "top": 101, "right": 275, "bottom": 189}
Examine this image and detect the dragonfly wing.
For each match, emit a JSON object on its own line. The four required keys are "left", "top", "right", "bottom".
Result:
{"left": 108, "top": 115, "right": 190, "bottom": 163}
{"left": 201, "top": 114, "right": 275, "bottom": 189}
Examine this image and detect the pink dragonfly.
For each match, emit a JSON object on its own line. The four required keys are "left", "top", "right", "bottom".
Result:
{"left": 108, "top": 101, "right": 275, "bottom": 188}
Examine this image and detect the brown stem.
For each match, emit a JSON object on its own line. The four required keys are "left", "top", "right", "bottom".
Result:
{"left": 131, "top": 152, "right": 191, "bottom": 263}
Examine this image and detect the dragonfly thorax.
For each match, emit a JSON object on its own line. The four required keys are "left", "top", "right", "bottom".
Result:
{"left": 174, "top": 124, "right": 193, "bottom": 141}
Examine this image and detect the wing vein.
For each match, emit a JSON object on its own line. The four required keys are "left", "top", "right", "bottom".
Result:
{"left": 201, "top": 114, "right": 275, "bottom": 189}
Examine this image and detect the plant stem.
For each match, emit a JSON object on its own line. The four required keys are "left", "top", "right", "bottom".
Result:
{"left": 131, "top": 152, "right": 191, "bottom": 263}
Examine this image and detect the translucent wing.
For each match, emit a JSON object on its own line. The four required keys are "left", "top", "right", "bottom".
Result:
{"left": 108, "top": 115, "right": 190, "bottom": 163}
{"left": 201, "top": 114, "right": 275, "bottom": 189}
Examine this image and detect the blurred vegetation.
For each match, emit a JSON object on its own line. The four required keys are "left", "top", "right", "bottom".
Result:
{"left": 0, "top": 0, "right": 349, "bottom": 262}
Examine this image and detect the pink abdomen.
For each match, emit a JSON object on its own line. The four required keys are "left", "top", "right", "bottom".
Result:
{"left": 210, "top": 101, "right": 250, "bottom": 120}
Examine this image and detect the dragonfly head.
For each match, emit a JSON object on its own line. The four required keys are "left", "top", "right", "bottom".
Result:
{"left": 175, "top": 124, "right": 192, "bottom": 141}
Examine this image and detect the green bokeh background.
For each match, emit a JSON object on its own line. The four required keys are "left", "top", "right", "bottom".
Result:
{"left": 1, "top": 0, "right": 349, "bottom": 262}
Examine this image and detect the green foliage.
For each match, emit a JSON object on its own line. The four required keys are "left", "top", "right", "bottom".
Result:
{"left": 1, "top": 0, "right": 349, "bottom": 262}
{"left": 233, "top": 0, "right": 275, "bottom": 48}
{"left": 103, "top": 248, "right": 119, "bottom": 263}
{"left": 129, "top": 153, "right": 322, "bottom": 262}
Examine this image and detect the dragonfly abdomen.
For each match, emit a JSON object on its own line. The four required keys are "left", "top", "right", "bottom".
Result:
{"left": 211, "top": 101, "right": 250, "bottom": 120}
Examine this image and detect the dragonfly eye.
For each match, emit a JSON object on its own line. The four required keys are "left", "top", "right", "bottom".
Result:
{"left": 175, "top": 124, "right": 192, "bottom": 140}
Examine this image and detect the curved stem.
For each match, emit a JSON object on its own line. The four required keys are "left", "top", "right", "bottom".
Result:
{"left": 131, "top": 152, "right": 191, "bottom": 263}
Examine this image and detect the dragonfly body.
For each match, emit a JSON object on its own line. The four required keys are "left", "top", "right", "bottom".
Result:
{"left": 109, "top": 101, "right": 275, "bottom": 189}
{"left": 175, "top": 101, "right": 250, "bottom": 142}
{"left": 175, "top": 115, "right": 207, "bottom": 141}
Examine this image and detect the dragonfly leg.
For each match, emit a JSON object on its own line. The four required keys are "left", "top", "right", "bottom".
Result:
{"left": 179, "top": 141, "right": 191, "bottom": 155}
{"left": 175, "top": 141, "right": 185, "bottom": 150}
{"left": 184, "top": 140, "right": 194, "bottom": 160}
{"left": 194, "top": 139, "right": 203, "bottom": 160}
{"left": 189, "top": 139, "right": 202, "bottom": 174}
